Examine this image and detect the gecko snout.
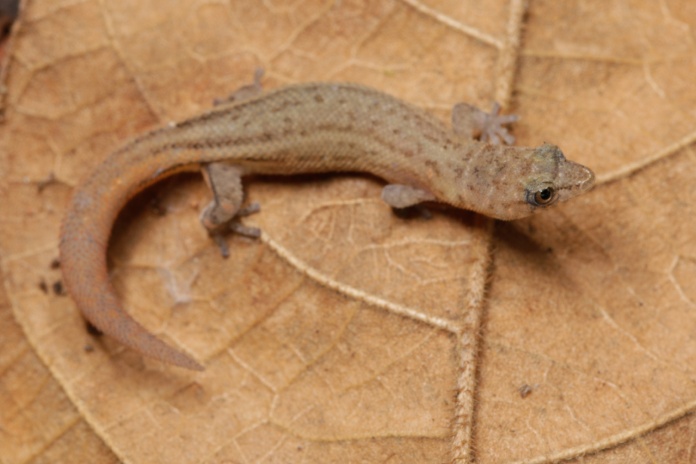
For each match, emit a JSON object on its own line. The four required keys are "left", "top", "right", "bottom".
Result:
{"left": 553, "top": 160, "right": 595, "bottom": 207}
{"left": 572, "top": 163, "right": 595, "bottom": 192}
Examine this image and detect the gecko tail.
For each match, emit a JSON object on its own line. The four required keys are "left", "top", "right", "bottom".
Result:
{"left": 58, "top": 126, "right": 208, "bottom": 371}
{"left": 91, "top": 294, "right": 206, "bottom": 371}
{"left": 60, "top": 234, "right": 204, "bottom": 371}
{"left": 84, "top": 286, "right": 204, "bottom": 371}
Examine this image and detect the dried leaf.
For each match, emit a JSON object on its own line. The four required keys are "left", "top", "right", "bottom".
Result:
{"left": 1, "top": 1, "right": 695, "bottom": 463}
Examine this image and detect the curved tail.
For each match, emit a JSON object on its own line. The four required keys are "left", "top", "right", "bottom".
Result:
{"left": 60, "top": 162, "right": 204, "bottom": 371}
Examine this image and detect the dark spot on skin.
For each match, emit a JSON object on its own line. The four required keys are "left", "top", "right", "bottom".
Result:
{"left": 314, "top": 94, "right": 324, "bottom": 103}
{"left": 222, "top": 113, "right": 241, "bottom": 124}
{"left": 423, "top": 133, "right": 438, "bottom": 143}
{"left": 50, "top": 258, "right": 60, "bottom": 269}
{"left": 392, "top": 128, "right": 400, "bottom": 135}
{"left": 269, "top": 98, "right": 303, "bottom": 114}
{"left": 39, "top": 280, "right": 48, "bottom": 294}
{"left": 424, "top": 159, "right": 441, "bottom": 177}
{"left": 53, "top": 280, "right": 65, "bottom": 295}
{"left": 454, "top": 167, "right": 463, "bottom": 181}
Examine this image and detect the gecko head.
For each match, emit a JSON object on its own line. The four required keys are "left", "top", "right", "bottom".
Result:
{"left": 448, "top": 143, "right": 594, "bottom": 220}
{"left": 515, "top": 143, "right": 595, "bottom": 219}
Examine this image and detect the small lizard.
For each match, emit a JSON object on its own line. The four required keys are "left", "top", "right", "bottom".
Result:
{"left": 59, "top": 72, "right": 594, "bottom": 371}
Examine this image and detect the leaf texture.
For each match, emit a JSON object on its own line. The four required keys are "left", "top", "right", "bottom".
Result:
{"left": 1, "top": 1, "right": 695, "bottom": 463}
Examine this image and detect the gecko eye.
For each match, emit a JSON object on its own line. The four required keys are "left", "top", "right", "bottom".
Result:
{"left": 527, "top": 186, "right": 557, "bottom": 207}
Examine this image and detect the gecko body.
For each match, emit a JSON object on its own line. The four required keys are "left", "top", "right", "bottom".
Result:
{"left": 60, "top": 79, "right": 594, "bottom": 370}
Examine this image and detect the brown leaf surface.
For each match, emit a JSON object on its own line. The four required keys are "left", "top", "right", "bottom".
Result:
{"left": 1, "top": 0, "right": 696, "bottom": 463}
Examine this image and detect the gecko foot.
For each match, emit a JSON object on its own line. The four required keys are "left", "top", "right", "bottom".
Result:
{"left": 236, "top": 202, "right": 261, "bottom": 217}
{"left": 209, "top": 202, "right": 261, "bottom": 258}
{"left": 479, "top": 103, "right": 519, "bottom": 145}
{"left": 211, "top": 233, "right": 231, "bottom": 258}
{"left": 228, "top": 202, "right": 261, "bottom": 238}
{"left": 211, "top": 223, "right": 261, "bottom": 258}
{"left": 229, "top": 222, "right": 261, "bottom": 238}
{"left": 451, "top": 102, "right": 519, "bottom": 145}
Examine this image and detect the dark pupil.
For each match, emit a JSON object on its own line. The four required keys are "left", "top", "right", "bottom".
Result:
{"left": 539, "top": 188, "right": 551, "bottom": 200}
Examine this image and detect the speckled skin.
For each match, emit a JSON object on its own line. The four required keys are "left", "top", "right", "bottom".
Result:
{"left": 60, "top": 82, "right": 594, "bottom": 370}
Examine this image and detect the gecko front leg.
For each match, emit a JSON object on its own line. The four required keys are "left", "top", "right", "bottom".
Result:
{"left": 200, "top": 70, "right": 267, "bottom": 256}
{"left": 200, "top": 163, "right": 260, "bottom": 258}
{"left": 451, "top": 102, "right": 519, "bottom": 145}
{"left": 381, "top": 102, "right": 519, "bottom": 213}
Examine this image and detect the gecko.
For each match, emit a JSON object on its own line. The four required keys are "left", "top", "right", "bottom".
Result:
{"left": 59, "top": 71, "right": 595, "bottom": 371}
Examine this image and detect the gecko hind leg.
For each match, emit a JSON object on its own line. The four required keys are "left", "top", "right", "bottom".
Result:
{"left": 381, "top": 184, "right": 436, "bottom": 219}
{"left": 451, "top": 102, "right": 519, "bottom": 145}
{"left": 381, "top": 184, "right": 435, "bottom": 209}
{"left": 214, "top": 68, "right": 265, "bottom": 106}
{"left": 200, "top": 162, "right": 260, "bottom": 258}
